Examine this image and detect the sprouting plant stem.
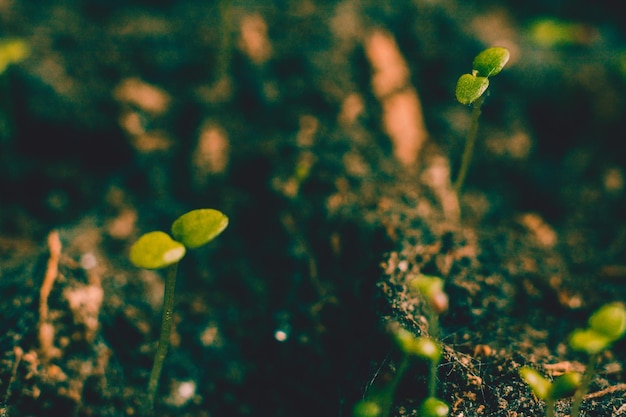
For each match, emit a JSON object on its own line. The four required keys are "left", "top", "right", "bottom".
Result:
{"left": 545, "top": 399, "right": 555, "bottom": 417}
{"left": 570, "top": 353, "right": 598, "bottom": 417}
{"left": 428, "top": 352, "right": 438, "bottom": 399}
{"left": 427, "top": 309, "right": 440, "bottom": 340}
{"left": 379, "top": 356, "right": 410, "bottom": 417}
{"left": 454, "top": 95, "right": 484, "bottom": 194}
{"left": 146, "top": 263, "right": 179, "bottom": 414}
{"left": 426, "top": 310, "right": 440, "bottom": 399}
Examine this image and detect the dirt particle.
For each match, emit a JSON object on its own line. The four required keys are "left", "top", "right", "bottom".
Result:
{"left": 114, "top": 78, "right": 170, "bottom": 116}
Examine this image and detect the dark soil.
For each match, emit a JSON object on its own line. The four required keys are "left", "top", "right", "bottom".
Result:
{"left": 1, "top": 1, "right": 626, "bottom": 416}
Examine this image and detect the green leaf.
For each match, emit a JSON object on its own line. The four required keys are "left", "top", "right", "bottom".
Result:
{"left": 549, "top": 372, "right": 581, "bottom": 400}
{"left": 472, "top": 47, "right": 510, "bottom": 77}
{"left": 588, "top": 302, "right": 626, "bottom": 341}
{"left": 410, "top": 274, "right": 449, "bottom": 313}
{"left": 352, "top": 400, "right": 382, "bottom": 417}
{"left": 394, "top": 327, "right": 419, "bottom": 354}
{"left": 519, "top": 366, "right": 551, "bottom": 400}
{"left": 455, "top": 74, "right": 489, "bottom": 105}
{"left": 411, "top": 274, "right": 444, "bottom": 298}
{"left": 413, "top": 337, "right": 442, "bottom": 362}
{"left": 171, "top": 208, "right": 229, "bottom": 249}
{"left": 568, "top": 328, "right": 612, "bottom": 355}
{"left": 129, "top": 231, "right": 186, "bottom": 269}
{"left": 418, "top": 397, "right": 450, "bottom": 417}
{"left": 393, "top": 328, "right": 441, "bottom": 362}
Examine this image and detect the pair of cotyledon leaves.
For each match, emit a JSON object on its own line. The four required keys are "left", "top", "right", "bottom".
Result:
{"left": 455, "top": 47, "right": 510, "bottom": 105}
{"left": 519, "top": 366, "right": 581, "bottom": 402}
{"left": 569, "top": 302, "right": 626, "bottom": 355}
{"left": 130, "top": 209, "right": 228, "bottom": 270}
{"left": 394, "top": 327, "right": 442, "bottom": 363}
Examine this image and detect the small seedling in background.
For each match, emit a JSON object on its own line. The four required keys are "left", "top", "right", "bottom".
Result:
{"left": 409, "top": 274, "right": 449, "bottom": 415}
{"left": 353, "top": 275, "right": 450, "bottom": 417}
{"left": 352, "top": 324, "right": 411, "bottom": 417}
{"left": 410, "top": 274, "right": 449, "bottom": 333}
{"left": 519, "top": 366, "right": 581, "bottom": 417}
{"left": 353, "top": 327, "right": 448, "bottom": 417}
{"left": 129, "top": 208, "right": 228, "bottom": 415}
{"left": 528, "top": 18, "right": 593, "bottom": 48}
{"left": 567, "top": 302, "right": 626, "bottom": 417}
{"left": 454, "top": 46, "right": 510, "bottom": 194}
{"left": 394, "top": 328, "right": 449, "bottom": 417}
{"left": 418, "top": 397, "right": 451, "bottom": 417}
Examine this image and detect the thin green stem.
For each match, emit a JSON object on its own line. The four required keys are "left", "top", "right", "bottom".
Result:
{"left": 454, "top": 95, "right": 484, "bottom": 194}
{"left": 427, "top": 309, "right": 439, "bottom": 340}
{"left": 379, "top": 356, "right": 410, "bottom": 417}
{"left": 428, "top": 352, "right": 438, "bottom": 399}
{"left": 426, "top": 310, "right": 440, "bottom": 399}
{"left": 145, "top": 263, "right": 179, "bottom": 415}
{"left": 545, "top": 398, "right": 555, "bottom": 417}
{"left": 570, "top": 353, "right": 598, "bottom": 417}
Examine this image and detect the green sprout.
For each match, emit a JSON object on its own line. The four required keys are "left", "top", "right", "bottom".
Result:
{"left": 129, "top": 208, "right": 229, "bottom": 415}
{"left": 567, "top": 302, "right": 626, "bottom": 417}
{"left": 353, "top": 400, "right": 382, "bottom": 417}
{"left": 409, "top": 274, "right": 449, "bottom": 413}
{"left": 519, "top": 367, "right": 581, "bottom": 417}
{"left": 353, "top": 275, "right": 450, "bottom": 417}
{"left": 520, "top": 302, "right": 626, "bottom": 417}
{"left": 454, "top": 46, "right": 510, "bottom": 194}
{"left": 353, "top": 327, "right": 448, "bottom": 417}
{"left": 418, "top": 397, "right": 450, "bottom": 417}
{"left": 394, "top": 329, "right": 449, "bottom": 417}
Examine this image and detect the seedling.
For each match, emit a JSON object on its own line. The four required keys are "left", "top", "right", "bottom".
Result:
{"left": 418, "top": 397, "right": 451, "bottom": 417}
{"left": 394, "top": 328, "right": 449, "bottom": 417}
{"left": 129, "top": 208, "right": 229, "bottom": 415}
{"left": 567, "top": 302, "right": 626, "bottom": 417}
{"left": 352, "top": 326, "right": 412, "bottom": 417}
{"left": 519, "top": 366, "right": 581, "bottom": 417}
{"left": 353, "top": 275, "right": 450, "bottom": 417}
{"left": 519, "top": 302, "right": 626, "bottom": 417}
{"left": 408, "top": 274, "right": 447, "bottom": 402}
{"left": 454, "top": 46, "right": 510, "bottom": 193}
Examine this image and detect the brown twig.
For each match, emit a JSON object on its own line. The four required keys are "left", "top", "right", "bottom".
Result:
{"left": 582, "top": 383, "right": 626, "bottom": 400}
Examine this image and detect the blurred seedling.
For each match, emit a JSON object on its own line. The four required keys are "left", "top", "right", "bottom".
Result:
{"left": 519, "top": 302, "right": 626, "bottom": 417}
{"left": 454, "top": 47, "right": 510, "bottom": 194}
{"left": 353, "top": 275, "right": 450, "bottom": 417}
{"left": 519, "top": 367, "right": 581, "bottom": 417}
{"left": 129, "top": 208, "right": 228, "bottom": 415}
{"left": 567, "top": 302, "right": 626, "bottom": 417}
{"left": 528, "top": 18, "right": 596, "bottom": 48}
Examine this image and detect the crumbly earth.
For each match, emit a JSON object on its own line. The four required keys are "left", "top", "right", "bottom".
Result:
{"left": 1, "top": 1, "right": 625, "bottom": 417}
